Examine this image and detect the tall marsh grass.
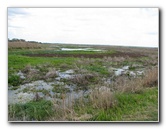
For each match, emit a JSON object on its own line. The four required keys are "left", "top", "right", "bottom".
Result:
{"left": 114, "top": 67, "right": 158, "bottom": 93}
{"left": 8, "top": 41, "right": 41, "bottom": 49}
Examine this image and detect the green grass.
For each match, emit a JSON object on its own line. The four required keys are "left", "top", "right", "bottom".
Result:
{"left": 8, "top": 87, "right": 158, "bottom": 121}
{"left": 137, "top": 56, "right": 151, "bottom": 61}
{"left": 8, "top": 55, "right": 75, "bottom": 74}
{"left": 73, "top": 101, "right": 96, "bottom": 118}
{"left": 85, "top": 64, "right": 109, "bottom": 75}
{"left": 8, "top": 48, "right": 115, "bottom": 75}
{"left": 8, "top": 100, "right": 54, "bottom": 121}
{"left": 90, "top": 87, "right": 158, "bottom": 121}
{"left": 8, "top": 74, "right": 22, "bottom": 86}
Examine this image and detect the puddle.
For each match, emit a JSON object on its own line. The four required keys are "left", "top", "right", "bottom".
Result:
{"left": 122, "top": 66, "right": 129, "bottom": 70}
{"left": 115, "top": 69, "right": 125, "bottom": 76}
{"left": 61, "top": 48, "right": 102, "bottom": 51}
{"left": 8, "top": 82, "right": 90, "bottom": 106}
{"left": 57, "top": 72, "right": 73, "bottom": 79}
{"left": 8, "top": 69, "right": 86, "bottom": 105}
{"left": 136, "top": 71, "right": 144, "bottom": 76}
{"left": 17, "top": 70, "right": 26, "bottom": 79}
{"left": 8, "top": 80, "right": 56, "bottom": 104}
{"left": 114, "top": 66, "right": 129, "bottom": 76}
{"left": 64, "top": 69, "right": 74, "bottom": 74}
{"left": 8, "top": 90, "right": 35, "bottom": 104}
{"left": 56, "top": 70, "right": 83, "bottom": 82}
{"left": 114, "top": 65, "right": 144, "bottom": 77}
{"left": 56, "top": 69, "right": 75, "bottom": 79}
{"left": 129, "top": 71, "right": 136, "bottom": 77}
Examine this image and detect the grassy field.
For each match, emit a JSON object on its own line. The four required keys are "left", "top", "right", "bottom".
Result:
{"left": 8, "top": 41, "right": 159, "bottom": 121}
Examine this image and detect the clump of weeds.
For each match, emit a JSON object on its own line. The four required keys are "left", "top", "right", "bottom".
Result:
{"left": 21, "top": 64, "right": 58, "bottom": 83}
{"left": 8, "top": 74, "right": 23, "bottom": 87}
{"left": 52, "top": 84, "right": 70, "bottom": 93}
{"left": 70, "top": 73, "right": 100, "bottom": 91}
{"left": 44, "top": 68, "right": 58, "bottom": 82}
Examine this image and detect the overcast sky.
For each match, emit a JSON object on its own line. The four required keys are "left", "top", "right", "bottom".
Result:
{"left": 8, "top": 8, "right": 159, "bottom": 47}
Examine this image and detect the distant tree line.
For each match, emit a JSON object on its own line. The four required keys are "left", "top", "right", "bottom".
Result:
{"left": 8, "top": 38, "right": 26, "bottom": 42}
{"left": 8, "top": 38, "right": 42, "bottom": 44}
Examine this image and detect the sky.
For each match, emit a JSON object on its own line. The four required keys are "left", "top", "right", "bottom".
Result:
{"left": 8, "top": 8, "right": 159, "bottom": 47}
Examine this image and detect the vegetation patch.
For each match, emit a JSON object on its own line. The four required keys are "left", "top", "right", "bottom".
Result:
{"left": 70, "top": 73, "right": 100, "bottom": 91}
{"left": 8, "top": 100, "right": 54, "bottom": 121}
{"left": 90, "top": 87, "right": 158, "bottom": 121}
{"left": 52, "top": 84, "right": 70, "bottom": 93}
{"left": 86, "top": 65, "right": 109, "bottom": 75}
{"left": 8, "top": 74, "right": 22, "bottom": 86}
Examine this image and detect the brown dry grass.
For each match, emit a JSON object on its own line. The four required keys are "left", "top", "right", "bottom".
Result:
{"left": 103, "top": 56, "right": 129, "bottom": 63}
{"left": 114, "top": 67, "right": 158, "bottom": 93}
{"left": 8, "top": 41, "right": 41, "bottom": 49}
{"left": 143, "top": 67, "right": 158, "bottom": 87}
{"left": 89, "top": 87, "right": 116, "bottom": 110}
{"left": 71, "top": 73, "right": 99, "bottom": 86}
{"left": 75, "top": 58, "right": 96, "bottom": 66}
{"left": 49, "top": 86, "right": 115, "bottom": 121}
{"left": 93, "top": 45, "right": 157, "bottom": 55}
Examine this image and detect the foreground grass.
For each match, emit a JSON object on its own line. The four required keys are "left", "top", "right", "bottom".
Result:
{"left": 8, "top": 87, "right": 158, "bottom": 121}
{"left": 8, "top": 100, "right": 54, "bottom": 121}
{"left": 90, "top": 87, "right": 158, "bottom": 121}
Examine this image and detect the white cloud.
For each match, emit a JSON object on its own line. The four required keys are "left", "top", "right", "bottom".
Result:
{"left": 8, "top": 8, "right": 159, "bottom": 47}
